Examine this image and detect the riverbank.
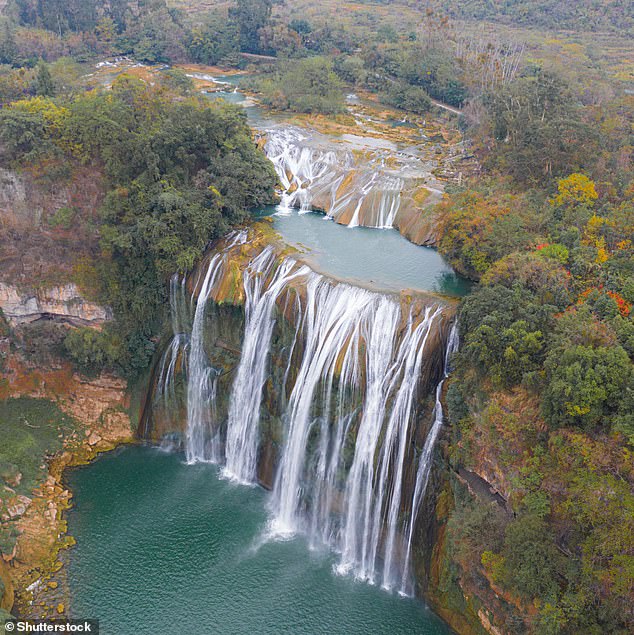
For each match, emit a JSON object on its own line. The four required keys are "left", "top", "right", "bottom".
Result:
{"left": 0, "top": 353, "right": 137, "bottom": 621}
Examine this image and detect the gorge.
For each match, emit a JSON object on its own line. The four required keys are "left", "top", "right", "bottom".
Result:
{"left": 63, "top": 67, "right": 468, "bottom": 633}
{"left": 0, "top": 59, "right": 474, "bottom": 634}
{"left": 2, "top": 2, "right": 632, "bottom": 632}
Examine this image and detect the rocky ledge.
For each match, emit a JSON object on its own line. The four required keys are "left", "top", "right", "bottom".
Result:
{"left": 0, "top": 283, "right": 111, "bottom": 326}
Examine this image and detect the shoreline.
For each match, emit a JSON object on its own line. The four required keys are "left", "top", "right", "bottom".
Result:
{"left": 0, "top": 359, "right": 137, "bottom": 621}
{"left": 11, "top": 434, "right": 134, "bottom": 621}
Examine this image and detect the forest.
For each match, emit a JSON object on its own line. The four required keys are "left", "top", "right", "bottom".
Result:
{"left": 0, "top": 1, "right": 632, "bottom": 634}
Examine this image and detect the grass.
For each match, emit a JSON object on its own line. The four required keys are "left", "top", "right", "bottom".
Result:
{"left": 0, "top": 398, "right": 79, "bottom": 497}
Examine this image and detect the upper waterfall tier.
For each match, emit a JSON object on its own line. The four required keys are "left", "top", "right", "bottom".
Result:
{"left": 262, "top": 126, "right": 445, "bottom": 245}
{"left": 140, "top": 225, "right": 457, "bottom": 595}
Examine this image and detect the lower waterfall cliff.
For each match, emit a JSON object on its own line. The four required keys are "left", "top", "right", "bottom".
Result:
{"left": 139, "top": 225, "right": 458, "bottom": 596}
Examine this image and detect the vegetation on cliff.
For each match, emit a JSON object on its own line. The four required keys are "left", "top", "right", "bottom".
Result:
{"left": 434, "top": 49, "right": 633, "bottom": 635}
{"left": 0, "top": 398, "right": 79, "bottom": 555}
{"left": 0, "top": 76, "right": 278, "bottom": 377}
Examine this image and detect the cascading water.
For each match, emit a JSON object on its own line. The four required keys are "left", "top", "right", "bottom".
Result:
{"left": 264, "top": 126, "right": 405, "bottom": 228}
{"left": 399, "top": 324, "right": 460, "bottom": 596}
{"left": 150, "top": 275, "right": 190, "bottom": 438}
{"left": 149, "top": 234, "right": 457, "bottom": 596}
{"left": 265, "top": 127, "right": 347, "bottom": 214}
{"left": 224, "top": 248, "right": 311, "bottom": 483}
{"left": 186, "top": 231, "right": 247, "bottom": 464}
{"left": 271, "top": 276, "right": 383, "bottom": 535}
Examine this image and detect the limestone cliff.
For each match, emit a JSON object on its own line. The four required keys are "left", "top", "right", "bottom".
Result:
{"left": 0, "top": 283, "right": 111, "bottom": 326}
{"left": 0, "top": 165, "right": 104, "bottom": 290}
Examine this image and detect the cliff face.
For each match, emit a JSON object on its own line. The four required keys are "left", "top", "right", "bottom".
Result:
{"left": 0, "top": 164, "right": 104, "bottom": 291}
{"left": 0, "top": 283, "right": 111, "bottom": 326}
{"left": 421, "top": 390, "right": 552, "bottom": 635}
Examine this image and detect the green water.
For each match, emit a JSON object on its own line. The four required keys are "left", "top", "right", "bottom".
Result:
{"left": 65, "top": 446, "right": 453, "bottom": 635}
{"left": 258, "top": 208, "right": 471, "bottom": 297}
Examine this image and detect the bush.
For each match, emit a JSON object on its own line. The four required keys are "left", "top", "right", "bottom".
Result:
{"left": 64, "top": 327, "right": 122, "bottom": 374}
{"left": 380, "top": 81, "right": 431, "bottom": 115}
{"left": 47, "top": 205, "right": 75, "bottom": 229}
{"left": 502, "top": 514, "right": 561, "bottom": 602}
{"left": 543, "top": 344, "right": 632, "bottom": 430}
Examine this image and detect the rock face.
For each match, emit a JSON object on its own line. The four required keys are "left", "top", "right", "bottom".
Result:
{"left": 0, "top": 165, "right": 104, "bottom": 289}
{"left": 395, "top": 198, "right": 443, "bottom": 246}
{"left": 0, "top": 282, "right": 111, "bottom": 326}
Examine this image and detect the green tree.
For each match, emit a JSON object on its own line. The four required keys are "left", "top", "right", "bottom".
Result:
{"left": 543, "top": 344, "right": 632, "bottom": 430}
{"left": 281, "top": 57, "right": 343, "bottom": 114}
{"left": 483, "top": 69, "right": 596, "bottom": 183}
{"left": 187, "top": 17, "right": 238, "bottom": 65}
{"left": 229, "top": 0, "right": 274, "bottom": 55}
{"left": 502, "top": 514, "right": 561, "bottom": 602}
{"left": 35, "top": 60, "right": 54, "bottom": 96}
{"left": 0, "top": 22, "right": 18, "bottom": 65}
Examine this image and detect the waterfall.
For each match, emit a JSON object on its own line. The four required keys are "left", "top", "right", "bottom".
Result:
{"left": 185, "top": 253, "right": 223, "bottom": 463}
{"left": 378, "top": 307, "right": 440, "bottom": 590}
{"left": 336, "top": 307, "right": 440, "bottom": 587}
{"left": 224, "top": 248, "right": 311, "bottom": 483}
{"left": 399, "top": 324, "right": 460, "bottom": 596}
{"left": 151, "top": 275, "right": 190, "bottom": 434}
{"left": 271, "top": 276, "right": 380, "bottom": 535}
{"left": 371, "top": 176, "right": 404, "bottom": 229}
{"left": 185, "top": 231, "right": 247, "bottom": 464}
{"left": 265, "top": 127, "right": 346, "bottom": 214}
{"left": 152, "top": 234, "right": 456, "bottom": 595}
{"left": 264, "top": 126, "right": 404, "bottom": 228}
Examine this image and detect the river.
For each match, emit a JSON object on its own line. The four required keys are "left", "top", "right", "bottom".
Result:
{"left": 65, "top": 447, "right": 452, "bottom": 635}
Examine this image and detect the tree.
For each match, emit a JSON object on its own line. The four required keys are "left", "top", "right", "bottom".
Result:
{"left": 35, "top": 60, "right": 54, "bottom": 96}
{"left": 0, "top": 22, "right": 18, "bottom": 65}
{"left": 459, "top": 284, "right": 556, "bottom": 388}
{"left": 502, "top": 514, "right": 561, "bottom": 602}
{"left": 483, "top": 69, "right": 596, "bottom": 183}
{"left": 437, "top": 191, "right": 515, "bottom": 279}
{"left": 252, "top": 57, "right": 345, "bottom": 114}
{"left": 187, "top": 18, "right": 238, "bottom": 66}
{"left": 552, "top": 173, "right": 598, "bottom": 209}
{"left": 229, "top": 0, "right": 274, "bottom": 55}
{"left": 543, "top": 344, "right": 632, "bottom": 430}
{"left": 381, "top": 81, "right": 432, "bottom": 115}
{"left": 398, "top": 44, "right": 467, "bottom": 107}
